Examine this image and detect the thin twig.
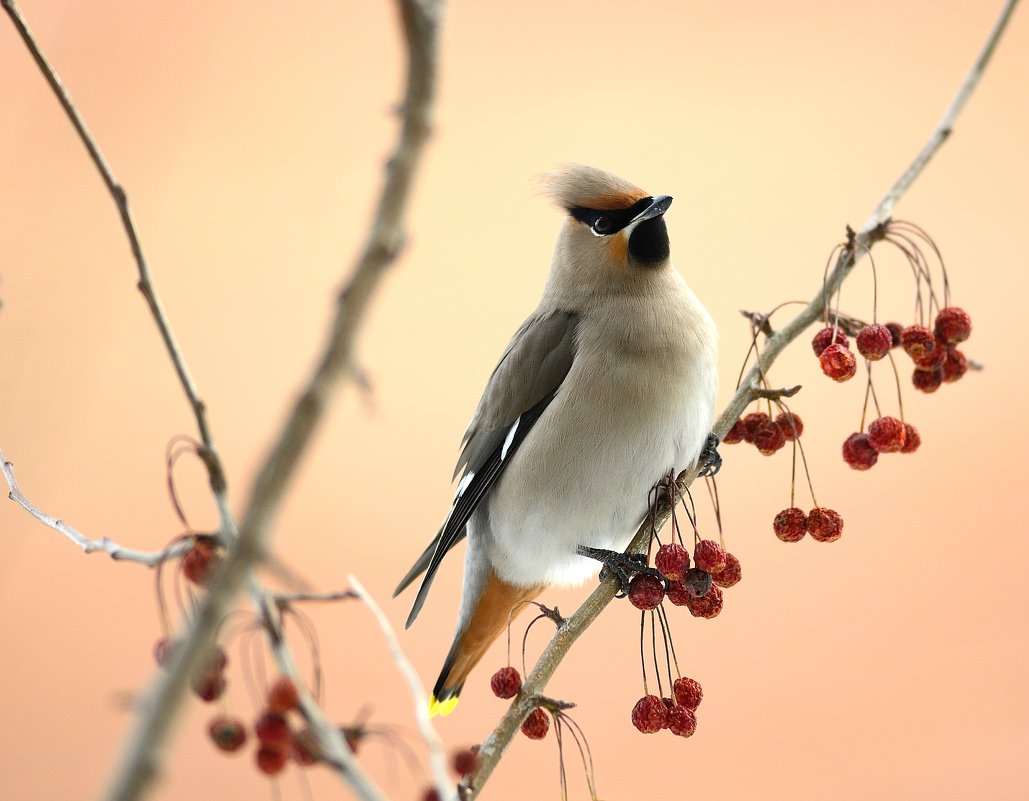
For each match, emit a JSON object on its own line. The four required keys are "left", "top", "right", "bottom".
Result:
{"left": 273, "top": 589, "right": 359, "bottom": 605}
{"left": 349, "top": 574, "right": 452, "bottom": 801}
{"left": 463, "top": 1, "right": 1020, "bottom": 795}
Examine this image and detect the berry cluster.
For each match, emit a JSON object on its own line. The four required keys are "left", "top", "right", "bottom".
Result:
{"left": 626, "top": 540, "right": 741, "bottom": 621}
{"left": 488, "top": 665, "right": 553, "bottom": 741}
{"left": 772, "top": 506, "right": 844, "bottom": 543}
{"left": 630, "top": 676, "right": 703, "bottom": 738}
{"left": 723, "top": 410, "right": 803, "bottom": 456}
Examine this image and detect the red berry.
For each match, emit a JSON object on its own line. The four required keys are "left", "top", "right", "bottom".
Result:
{"left": 856, "top": 324, "right": 893, "bottom": 361}
{"left": 452, "top": 747, "right": 478, "bottom": 777}
{"left": 256, "top": 744, "right": 288, "bottom": 776}
{"left": 942, "top": 348, "right": 968, "bottom": 383}
{"left": 712, "top": 552, "right": 741, "bottom": 588}
{"left": 191, "top": 670, "right": 227, "bottom": 703}
{"left": 811, "top": 326, "right": 849, "bottom": 356}
{"left": 753, "top": 421, "right": 787, "bottom": 455}
{"left": 722, "top": 419, "right": 746, "bottom": 444}
{"left": 807, "top": 507, "right": 843, "bottom": 542}
{"left": 934, "top": 306, "right": 972, "bottom": 344}
{"left": 693, "top": 539, "right": 726, "bottom": 573}
{"left": 901, "top": 325, "right": 936, "bottom": 360}
{"left": 628, "top": 573, "right": 665, "bottom": 610}
{"left": 666, "top": 705, "right": 698, "bottom": 738}
{"left": 842, "top": 432, "right": 879, "bottom": 470}
{"left": 181, "top": 540, "right": 221, "bottom": 587}
{"left": 914, "top": 335, "right": 948, "bottom": 369}
{"left": 867, "top": 416, "right": 907, "bottom": 453}
{"left": 631, "top": 695, "right": 668, "bottom": 734}
{"left": 774, "top": 412, "right": 804, "bottom": 440}
{"left": 683, "top": 568, "right": 713, "bottom": 598}
{"left": 773, "top": 508, "right": 807, "bottom": 542}
{"left": 490, "top": 666, "right": 522, "bottom": 699}
{"left": 208, "top": 716, "right": 247, "bottom": 753}
{"left": 292, "top": 728, "right": 319, "bottom": 766}
{"left": 665, "top": 580, "right": 692, "bottom": 606}
{"left": 885, "top": 322, "right": 904, "bottom": 348}
{"left": 685, "top": 583, "right": 724, "bottom": 619}
{"left": 267, "top": 677, "right": 300, "bottom": 714}
{"left": 255, "top": 710, "right": 291, "bottom": 749}
{"left": 900, "top": 423, "right": 921, "bottom": 454}
{"left": 521, "top": 708, "right": 550, "bottom": 740}
{"left": 912, "top": 365, "right": 943, "bottom": 393}
{"left": 819, "top": 344, "right": 857, "bottom": 382}
{"left": 672, "top": 677, "right": 703, "bottom": 710}
{"left": 153, "top": 637, "right": 182, "bottom": 668}
{"left": 655, "top": 543, "right": 690, "bottom": 581}
{"left": 741, "top": 412, "right": 770, "bottom": 443}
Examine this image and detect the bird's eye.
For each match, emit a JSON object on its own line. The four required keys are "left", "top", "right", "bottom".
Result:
{"left": 592, "top": 216, "right": 613, "bottom": 235}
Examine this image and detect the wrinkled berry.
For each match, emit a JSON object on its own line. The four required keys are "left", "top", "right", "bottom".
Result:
{"left": 685, "top": 583, "right": 724, "bottom": 619}
{"left": 672, "top": 677, "right": 703, "bottom": 710}
{"left": 256, "top": 744, "right": 288, "bottom": 776}
{"left": 900, "top": 423, "right": 921, "bottom": 454}
{"left": 885, "top": 322, "right": 904, "bottom": 348}
{"left": 942, "top": 348, "right": 968, "bottom": 383}
{"left": 773, "top": 508, "right": 807, "bottom": 542}
{"left": 255, "top": 710, "right": 291, "bottom": 749}
{"left": 934, "top": 307, "right": 972, "bottom": 344}
{"left": 722, "top": 419, "right": 746, "bottom": 444}
{"left": 856, "top": 324, "right": 893, "bottom": 361}
{"left": 683, "top": 568, "right": 713, "bottom": 598}
{"left": 912, "top": 365, "right": 943, "bottom": 393}
{"left": 807, "top": 507, "right": 843, "bottom": 542}
{"left": 182, "top": 539, "right": 221, "bottom": 587}
{"left": 842, "top": 432, "right": 879, "bottom": 470}
{"left": 628, "top": 573, "right": 665, "bottom": 610}
{"left": 819, "top": 344, "right": 857, "bottom": 382}
{"left": 741, "top": 412, "right": 770, "bottom": 443}
{"left": 665, "top": 580, "right": 693, "bottom": 606}
{"left": 490, "top": 666, "right": 522, "bottom": 699}
{"left": 631, "top": 695, "right": 668, "bottom": 734}
{"left": 712, "top": 553, "right": 741, "bottom": 588}
{"left": 901, "top": 325, "right": 936, "bottom": 360}
{"left": 867, "top": 416, "right": 907, "bottom": 453}
{"left": 667, "top": 705, "right": 698, "bottom": 738}
{"left": 774, "top": 412, "right": 804, "bottom": 441}
{"left": 208, "top": 716, "right": 247, "bottom": 753}
{"left": 753, "top": 421, "right": 787, "bottom": 455}
{"left": 811, "top": 326, "right": 849, "bottom": 356}
{"left": 452, "top": 747, "right": 478, "bottom": 777}
{"left": 655, "top": 543, "right": 690, "bottom": 581}
{"left": 693, "top": 540, "right": 727, "bottom": 573}
{"left": 521, "top": 708, "right": 550, "bottom": 740}
{"left": 267, "top": 677, "right": 300, "bottom": 714}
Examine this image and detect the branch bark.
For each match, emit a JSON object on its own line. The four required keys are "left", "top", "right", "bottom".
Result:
{"left": 463, "top": 0, "right": 1020, "bottom": 795}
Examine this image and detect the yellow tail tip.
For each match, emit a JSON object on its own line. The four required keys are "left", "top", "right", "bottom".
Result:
{"left": 429, "top": 694, "right": 460, "bottom": 718}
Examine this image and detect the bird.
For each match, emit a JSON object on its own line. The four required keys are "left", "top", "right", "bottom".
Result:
{"left": 395, "top": 164, "right": 719, "bottom": 717}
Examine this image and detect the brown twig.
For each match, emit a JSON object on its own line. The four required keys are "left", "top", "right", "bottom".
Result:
{"left": 463, "top": 0, "right": 1020, "bottom": 795}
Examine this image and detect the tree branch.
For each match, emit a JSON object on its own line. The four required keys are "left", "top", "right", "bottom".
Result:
{"left": 462, "top": 0, "right": 1020, "bottom": 795}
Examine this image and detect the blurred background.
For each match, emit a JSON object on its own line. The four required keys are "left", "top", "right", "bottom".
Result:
{"left": 1, "top": 1, "right": 1027, "bottom": 799}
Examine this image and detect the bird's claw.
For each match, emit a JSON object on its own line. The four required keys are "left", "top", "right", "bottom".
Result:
{"left": 697, "top": 433, "right": 722, "bottom": 478}
{"left": 577, "top": 546, "right": 663, "bottom": 596}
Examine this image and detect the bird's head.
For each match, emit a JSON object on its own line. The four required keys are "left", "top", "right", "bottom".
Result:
{"left": 540, "top": 164, "right": 673, "bottom": 279}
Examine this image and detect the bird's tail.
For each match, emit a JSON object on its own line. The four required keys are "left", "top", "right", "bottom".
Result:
{"left": 429, "top": 572, "right": 543, "bottom": 717}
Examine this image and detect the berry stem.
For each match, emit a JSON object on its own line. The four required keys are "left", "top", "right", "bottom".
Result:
{"left": 649, "top": 611, "right": 663, "bottom": 699}
{"left": 639, "top": 611, "right": 649, "bottom": 697}
{"left": 657, "top": 605, "right": 682, "bottom": 679}
{"left": 654, "top": 605, "right": 675, "bottom": 691}
{"left": 885, "top": 350, "right": 907, "bottom": 423}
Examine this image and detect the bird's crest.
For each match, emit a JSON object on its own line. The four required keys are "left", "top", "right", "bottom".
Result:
{"left": 539, "top": 164, "right": 648, "bottom": 211}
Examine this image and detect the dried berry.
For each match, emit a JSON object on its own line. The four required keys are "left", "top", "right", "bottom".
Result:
{"left": 631, "top": 695, "right": 668, "bottom": 734}
{"left": 153, "top": 637, "right": 182, "bottom": 668}
{"left": 934, "top": 306, "right": 972, "bottom": 344}
{"left": 753, "top": 421, "right": 787, "bottom": 455}
{"left": 867, "top": 416, "right": 907, "bottom": 453}
{"left": 490, "top": 666, "right": 522, "bottom": 699}
{"left": 712, "top": 552, "right": 741, "bottom": 588}
{"left": 856, "top": 324, "right": 893, "bottom": 361}
{"left": 901, "top": 325, "right": 936, "bottom": 360}
{"left": 942, "top": 348, "right": 968, "bottom": 383}
{"left": 774, "top": 412, "right": 804, "bottom": 440}
{"left": 819, "top": 343, "right": 857, "bottom": 382}
{"left": 672, "top": 677, "right": 703, "bottom": 710}
{"left": 182, "top": 539, "right": 221, "bottom": 587}
{"left": 773, "top": 508, "right": 807, "bottom": 543}
{"left": 208, "top": 716, "right": 247, "bottom": 753}
{"left": 665, "top": 580, "right": 693, "bottom": 606}
{"left": 900, "top": 423, "right": 921, "bottom": 454}
{"left": 912, "top": 365, "right": 943, "bottom": 393}
{"left": 452, "top": 747, "right": 478, "bottom": 777}
{"left": 655, "top": 542, "right": 690, "bottom": 581}
{"left": 685, "top": 583, "right": 724, "bottom": 619}
{"left": 267, "top": 677, "right": 300, "bottom": 714}
{"left": 683, "top": 568, "right": 713, "bottom": 598}
{"left": 811, "top": 326, "right": 849, "bottom": 356}
{"left": 722, "top": 419, "right": 746, "bottom": 444}
{"left": 740, "top": 412, "right": 770, "bottom": 443}
{"left": 191, "top": 670, "right": 227, "bottom": 703}
{"left": 628, "top": 573, "right": 665, "bottom": 610}
{"left": 885, "top": 322, "right": 904, "bottom": 348}
{"left": 255, "top": 710, "right": 292, "bottom": 749}
{"left": 256, "top": 744, "right": 288, "bottom": 776}
{"left": 666, "top": 705, "right": 698, "bottom": 738}
{"left": 693, "top": 539, "right": 727, "bottom": 573}
{"left": 914, "top": 335, "right": 948, "bottom": 369}
{"left": 521, "top": 708, "right": 550, "bottom": 740}
{"left": 842, "top": 432, "right": 879, "bottom": 470}
{"left": 807, "top": 507, "right": 843, "bottom": 542}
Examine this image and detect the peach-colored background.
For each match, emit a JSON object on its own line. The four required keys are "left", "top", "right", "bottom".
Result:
{"left": 2, "top": 1, "right": 1027, "bottom": 799}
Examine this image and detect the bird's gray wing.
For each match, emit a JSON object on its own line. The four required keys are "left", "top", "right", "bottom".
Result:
{"left": 396, "top": 309, "right": 579, "bottom": 627}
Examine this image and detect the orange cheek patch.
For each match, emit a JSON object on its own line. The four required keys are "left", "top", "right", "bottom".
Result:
{"left": 584, "top": 189, "right": 649, "bottom": 210}
{"left": 606, "top": 232, "right": 629, "bottom": 264}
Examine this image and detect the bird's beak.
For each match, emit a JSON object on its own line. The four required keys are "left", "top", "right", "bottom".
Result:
{"left": 630, "top": 195, "right": 673, "bottom": 225}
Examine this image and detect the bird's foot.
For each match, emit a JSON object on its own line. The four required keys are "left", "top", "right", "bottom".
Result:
{"left": 576, "top": 546, "right": 663, "bottom": 597}
{"left": 697, "top": 433, "right": 722, "bottom": 478}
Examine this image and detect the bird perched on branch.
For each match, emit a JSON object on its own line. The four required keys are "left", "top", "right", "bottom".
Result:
{"left": 395, "top": 164, "right": 718, "bottom": 717}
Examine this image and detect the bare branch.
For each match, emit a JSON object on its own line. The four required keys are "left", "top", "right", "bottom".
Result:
{"left": 463, "top": 1, "right": 1020, "bottom": 795}
{"left": 273, "top": 589, "right": 359, "bottom": 605}
{"left": 349, "top": 575, "right": 451, "bottom": 800}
